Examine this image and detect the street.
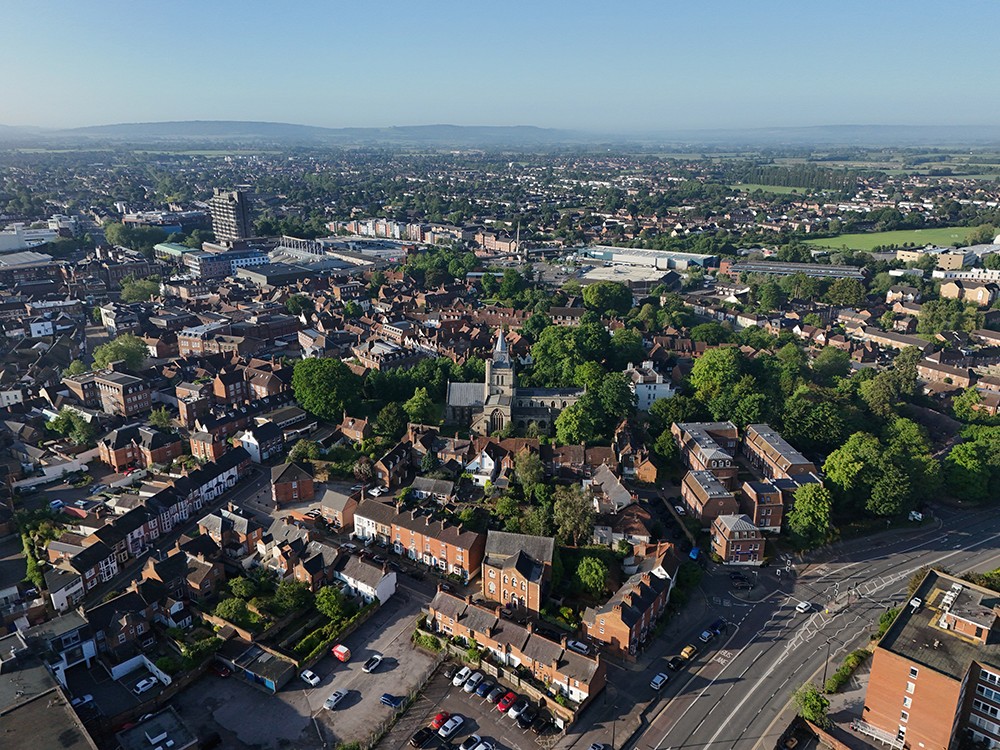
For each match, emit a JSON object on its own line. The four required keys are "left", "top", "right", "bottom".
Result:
{"left": 560, "top": 505, "right": 1000, "bottom": 750}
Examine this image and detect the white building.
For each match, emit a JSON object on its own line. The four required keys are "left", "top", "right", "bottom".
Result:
{"left": 624, "top": 360, "right": 677, "bottom": 412}
{"left": 334, "top": 555, "right": 396, "bottom": 604}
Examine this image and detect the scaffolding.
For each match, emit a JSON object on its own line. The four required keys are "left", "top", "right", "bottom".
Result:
{"left": 850, "top": 719, "right": 906, "bottom": 750}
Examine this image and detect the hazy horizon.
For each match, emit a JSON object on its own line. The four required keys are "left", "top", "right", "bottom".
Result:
{"left": 4, "top": 1, "right": 1000, "bottom": 131}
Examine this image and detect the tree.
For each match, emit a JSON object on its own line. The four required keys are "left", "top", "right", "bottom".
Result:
{"left": 229, "top": 577, "right": 257, "bottom": 600}
{"left": 514, "top": 452, "right": 544, "bottom": 487}
{"left": 92, "top": 333, "right": 148, "bottom": 371}
{"left": 553, "top": 485, "right": 595, "bottom": 545}
{"left": 755, "top": 280, "right": 785, "bottom": 312}
{"left": 353, "top": 457, "right": 374, "bottom": 485}
{"left": 811, "top": 347, "right": 851, "bottom": 384}
{"left": 289, "top": 439, "right": 322, "bottom": 463}
{"left": 787, "top": 484, "right": 833, "bottom": 548}
{"left": 582, "top": 281, "right": 632, "bottom": 317}
{"left": 420, "top": 451, "right": 439, "bottom": 473}
{"left": 690, "top": 347, "right": 744, "bottom": 403}
{"left": 868, "top": 464, "right": 911, "bottom": 516}
{"left": 292, "top": 358, "right": 361, "bottom": 421}
{"left": 376, "top": 402, "right": 407, "bottom": 439}
{"left": 214, "top": 597, "right": 251, "bottom": 624}
{"left": 690, "top": 322, "right": 731, "bottom": 345}
{"left": 494, "top": 495, "right": 520, "bottom": 520}
{"left": 823, "top": 432, "right": 883, "bottom": 511}
{"left": 119, "top": 275, "right": 161, "bottom": 303}
{"left": 148, "top": 406, "right": 173, "bottom": 430}
{"left": 609, "top": 327, "right": 645, "bottom": 369}
{"left": 944, "top": 442, "right": 990, "bottom": 502}
{"left": 316, "top": 587, "right": 348, "bottom": 621}
{"left": 576, "top": 557, "right": 609, "bottom": 596}
{"left": 273, "top": 580, "right": 313, "bottom": 613}
{"left": 652, "top": 430, "right": 678, "bottom": 463}
{"left": 824, "top": 278, "right": 865, "bottom": 307}
{"left": 520, "top": 313, "right": 551, "bottom": 342}
{"left": 48, "top": 408, "right": 96, "bottom": 446}
{"left": 859, "top": 371, "right": 903, "bottom": 418}
{"left": 63, "top": 360, "right": 88, "bottom": 377}
{"left": 573, "top": 361, "right": 605, "bottom": 392}
{"left": 648, "top": 395, "right": 703, "bottom": 435}
{"left": 555, "top": 395, "right": 601, "bottom": 445}
{"left": 793, "top": 683, "right": 830, "bottom": 727}
{"left": 285, "top": 294, "right": 315, "bottom": 316}
{"left": 597, "top": 372, "right": 636, "bottom": 424}
{"left": 403, "top": 386, "right": 436, "bottom": 424}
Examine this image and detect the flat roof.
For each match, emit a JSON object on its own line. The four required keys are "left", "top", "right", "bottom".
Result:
{"left": 116, "top": 707, "right": 196, "bottom": 750}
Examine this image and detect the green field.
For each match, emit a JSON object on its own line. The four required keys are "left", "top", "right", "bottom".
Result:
{"left": 804, "top": 226, "right": 973, "bottom": 251}
{"left": 729, "top": 183, "right": 810, "bottom": 195}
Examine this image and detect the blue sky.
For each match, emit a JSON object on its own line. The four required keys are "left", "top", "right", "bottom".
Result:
{"left": 3, "top": 0, "right": 999, "bottom": 131}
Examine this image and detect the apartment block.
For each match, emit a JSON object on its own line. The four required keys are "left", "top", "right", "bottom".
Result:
{"left": 671, "top": 421, "right": 739, "bottom": 488}
{"left": 742, "top": 424, "right": 817, "bottom": 481}
{"left": 680, "top": 470, "right": 739, "bottom": 525}
{"left": 481, "top": 531, "right": 554, "bottom": 614}
{"left": 711, "top": 514, "right": 764, "bottom": 565}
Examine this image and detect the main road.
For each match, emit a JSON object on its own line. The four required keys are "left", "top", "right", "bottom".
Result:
{"left": 617, "top": 505, "right": 1000, "bottom": 750}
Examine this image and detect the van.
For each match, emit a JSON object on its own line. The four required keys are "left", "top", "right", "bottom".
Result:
{"left": 49, "top": 499, "right": 65, "bottom": 511}
{"left": 331, "top": 644, "right": 351, "bottom": 662}
{"left": 681, "top": 644, "right": 698, "bottom": 660}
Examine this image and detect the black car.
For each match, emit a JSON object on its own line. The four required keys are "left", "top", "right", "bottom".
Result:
{"left": 443, "top": 663, "right": 458, "bottom": 680}
{"left": 709, "top": 618, "right": 726, "bottom": 635}
{"left": 531, "top": 711, "right": 554, "bottom": 735}
{"left": 517, "top": 706, "right": 538, "bottom": 729}
{"left": 729, "top": 571, "right": 748, "bottom": 582}
{"left": 667, "top": 656, "right": 685, "bottom": 671}
{"left": 732, "top": 580, "right": 753, "bottom": 590}
{"left": 409, "top": 727, "right": 433, "bottom": 748}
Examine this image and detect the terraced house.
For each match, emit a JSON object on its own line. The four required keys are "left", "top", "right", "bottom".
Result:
{"left": 671, "top": 421, "right": 739, "bottom": 488}
{"left": 582, "top": 561, "right": 676, "bottom": 657}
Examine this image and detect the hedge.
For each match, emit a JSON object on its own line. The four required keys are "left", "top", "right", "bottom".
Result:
{"left": 824, "top": 649, "right": 870, "bottom": 693}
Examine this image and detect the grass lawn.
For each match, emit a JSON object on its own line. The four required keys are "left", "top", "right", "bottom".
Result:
{"left": 728, "top": 183, "right": 810, "bottom": 195}
{"left": 804, "top": 226, "right": 973, "bottom": 251}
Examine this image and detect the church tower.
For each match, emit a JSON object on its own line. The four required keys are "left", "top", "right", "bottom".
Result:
{"left": 484, "top": 329, "right": 515, "bottom": 399}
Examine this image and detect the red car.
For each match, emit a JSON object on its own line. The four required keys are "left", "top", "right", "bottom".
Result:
{"left": 209, "top": 663, "right": 231, "bottom": 678}
{"left": 430, "top": 711, "right": 451, "bottom": 730}
{"left": 497, "top": 691, "right": 518, "bottom": 713}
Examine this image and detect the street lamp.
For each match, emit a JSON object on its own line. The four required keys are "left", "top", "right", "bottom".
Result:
{"left": 822, "top": 636, "right": 846, "bottom": 687}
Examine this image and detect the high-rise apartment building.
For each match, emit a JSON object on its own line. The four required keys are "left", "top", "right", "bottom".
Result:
{"left": 208, "top": 189, "right": 252, "bottom": 242}
{"left": 862, "top": 569, "right": 1000, "bottom": 749}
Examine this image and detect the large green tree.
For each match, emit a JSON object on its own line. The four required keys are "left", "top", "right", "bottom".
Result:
{"left": 292, "top": 358, "right": 361, "bottom": 421}
{"left": 553, "top": 485, "right": 595, "bottom": 545}
{"left": 690, "top": 347, "right": 744, "bottom": 403}
{"left": 582, "top": 281, "right": 632, "bottom": 317}
{"left": 576, "top": 557, "right": 609, "bottom": 596}
{"left": 403, "top": 386, "right": 436, "bottom": 424}
{"left": 787, "top": 484, "right": 833, "bottom": 548}
{"left": 93, "top": 333, "right": 148, "bottom": 371}
{"left": 555, "top": 393, "right": 601, "bottom": 445}
{"left": 119, "top": 275, "right": 161, "bottom": 303}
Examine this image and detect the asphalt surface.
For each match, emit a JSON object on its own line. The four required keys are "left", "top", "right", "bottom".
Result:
{"left": 601, "top": 505, "right": 1000, "bottom": 750}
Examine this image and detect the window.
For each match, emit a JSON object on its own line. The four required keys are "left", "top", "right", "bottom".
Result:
{"left": 902, "top": 696, "right": 911, "bottom": 708}
{"left": 118, "top": 633, "right": 127, "bottom": 644}
{"left": 906, "top": 681, "right": 915, "bottom": 694}
{"left": 909, "top": 666, "right": 919, "bottom": 679}
{"left": 489, "top": 569, "right": 496, "bottom": 579}
{"left": 900, "top": 711, "right": 908, "bottom": 723}
{"left": 983, "top": 669, "right": 1000, "bottom": 687}
{"left": 974, "top": 699, "right": 1000, "bottom": 719}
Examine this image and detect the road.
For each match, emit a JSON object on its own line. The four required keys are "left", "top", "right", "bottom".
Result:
{"left": 561, "top": 510, "right": 1000, "bottom": 750}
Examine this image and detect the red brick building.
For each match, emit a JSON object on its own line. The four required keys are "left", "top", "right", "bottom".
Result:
{"left": 271, "top": 462, "right": 315, "bottom": 507}
{"left": 711, "top": 514, "right": 764, "bottom": 566}
{"left": 739, "top": 480, "right": 784, "bottom": 533}
{"left": 98, "top": 425, "right": 184, "bottom": 472}
{"left": 481, "top": 531, "right": 554, "bottom": 614}
{"left": 671, "top": 422, "right": 739, "bottom": 488}
{"left": 680, "top": 470, "right": 739, "bottom": 526}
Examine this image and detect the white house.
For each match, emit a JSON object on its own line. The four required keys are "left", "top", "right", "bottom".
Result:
{"left": 465, "top": 444, "right": 503, "bottom": 487}
{"left": 624, "top": 360, "right": 676, "bottom": 412}
{"left": 334, "top": 555, "right": 396, "bottom": 604}
{"left": 28, "top": 318, "right": 54, "bottom": 338}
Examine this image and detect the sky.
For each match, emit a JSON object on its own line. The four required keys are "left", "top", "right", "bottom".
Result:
{"left": 3, "top": 0, "right": 1000, "bottom": 132}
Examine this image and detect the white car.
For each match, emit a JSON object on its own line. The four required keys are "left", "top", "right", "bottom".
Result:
{"left": 368, "top": 487, "right": 384, "bottom": 497}
{"left": 472, "top": 742, "right": 495, "bottom": 750}
{"left": 324, "top": 689, "right": 348, "bottom": 710}
{"left": 795, "top": 601, "right": 812, "bottom": 614}
{"left": 300, "top": 669, "right": 321, "bottom": 687}
{"left": 463, "top": 671, "right": 484, "bottom": 693}
{"left": 459, "top": 736, "right": 482, "bottom": 750}
{"left": 452, "top": 665, "right": 472, "bottom": 687}
{"left": 71, "top": 694, "right": 94, "bottom": 707}
{"left": 363, "top": 653, "right": 384, "bottom": 673}
{"left": 437, "top": 714, "right": 465, "bottom": 739}
{"left": 650, "top": 672, "right": 669, "bottom": 691}
{"left": 132, "top": 677, "right": 159, "bottom": 695}
{"left": 566, "top": 639, "right": 590, "bottom": 655}
{"left": 674, "top": 505, "right": 687, "bottom": 516}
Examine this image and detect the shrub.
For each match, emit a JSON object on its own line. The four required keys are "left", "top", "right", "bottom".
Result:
{"left": 413, "top": 631, "right": 442, "bottom": 652}
{"left": 156, "top": 656, "right": 182, "bottom": 675}
{"left": 823, "top": 649, "right": 870, "bottom": 693}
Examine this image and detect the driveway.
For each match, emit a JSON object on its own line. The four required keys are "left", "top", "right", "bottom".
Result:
{"left": 173, "top": 581, "right": 433, "bottom": 750}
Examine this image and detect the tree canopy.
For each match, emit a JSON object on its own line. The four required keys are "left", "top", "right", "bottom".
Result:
{"left": 292, "top": 358, "right": 361, "bottom": 421}
{"left": 92, "top": 333, "right": 148, "bottom": 371}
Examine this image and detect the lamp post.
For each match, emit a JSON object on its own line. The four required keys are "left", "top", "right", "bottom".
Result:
{"left": 822, "top": 636, "right": 846, "bottom": 687}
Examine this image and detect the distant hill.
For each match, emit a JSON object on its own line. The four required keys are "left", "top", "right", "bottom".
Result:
{"left": 1, "top": 120, "right": 999, "bottom": 148}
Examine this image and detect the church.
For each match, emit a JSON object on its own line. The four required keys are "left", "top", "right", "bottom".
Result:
{"left": 446, "top": 330, "right": 583, "bottom": 435}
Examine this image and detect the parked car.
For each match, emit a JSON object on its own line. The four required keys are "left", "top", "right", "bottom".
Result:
{"left": 300, "top": 670, "right": 321, "bottom": 687}
{"left": 430, "top": 711, "right": 451, "bottom": 730}
{"left": 517, "top": 706, "right": 538, "bottom": 729}
{"left": 380, "top": 693, "right": 404, "bottom": 709}
{"left": 368, "top": 487, "right": 384, "bottom": 497}
{"left": 566, "top": 639, "right": 590, "bottom": 655}
{"left": 437, "top": 714, "right": 465, "bottom": 739}
{"left": 475, "top": 678, "right": 495, "bottom": 698}
{"left": 674, "top": 505, "right": 686, "bottom": 516}
{"left": 680, "top": 644, "right": 698, "bottom": 660}
{"left": 709, "top": 618, "right": 726, "bottom": 635}
{"left": 667, "top": 656, "right": 685, "bottom": 671}
{"left": 362, "top": 654, "right": 384, "bottom": 673}
{"left": 472, "top": 742, "right": 495, "bottom": 750}
{"left": 71, "top": 694, "right": 94, "bottom": 708}
{"left": 463, "top": 671, "right": 484, "bottom": 693}
{"left": 372, "top": 555, "right": 387, "bottom": 564}
{"left": 588, "top": 744, "right": 607, "bottom": 750}
{"left": 409, "top": 727, "right": 433, "bottom": 748}
{"left": 732, "top": 580, "right": 753, "bottom": 590}
{"left": 209, "top": 662, "right": 232, "bottom": 678}
{"left": 497, "top": 691, "right": 518, "bottom": 712}
{"left": 331, "top": 644, "right": 351, "bottom": 662}
{"left": 324, "top": 690, "right": 348, "bottom": 710}
{"left": 132, "top": 677, "right": 159, "bottom": 696}
{"left": 452, "top": 666, "right": 472, "bottom": 687}
{"left": 486, "top": 685, "right": 505, "bottom": 703}
{"left": 532, "top": 711, "right": 554, "bottom": 734}
{"left": 729, "top": 571, "right": 748, "bottom": 582}
{"left": 650, "top": 672, "right": 669, "bottom": 691}
{"left": 459, "top": 735, "right": 482, "bottom": 750}
{"left": 507, "top": 696, "right": 530, "bottom": 720}
{"left": 796, "top": 601, "right": 812, "bottom": 613}
{"left": 699, "top": 629, "right": 714, "bottom": 643}
{"left": 443, "top": 663, "right": 459, "bottom": 680}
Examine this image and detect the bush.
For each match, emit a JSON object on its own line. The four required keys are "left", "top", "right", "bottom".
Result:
{"left": 823, "top": 649, "right": 870, "bottom": 694}
{"left": 156, "top": 656, "right": 182, "bottom": 675}
{"left": 875, "top": 608, "right": 899, "bottom": 639}
{"left": 413, "top": 631, "right": 442, "bottom": 652}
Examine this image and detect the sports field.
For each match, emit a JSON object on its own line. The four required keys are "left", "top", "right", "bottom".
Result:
{"left": 804, "top": 226, "right": 973, "bottom": 251}
{"left": 729, "top": 183, "right": 809, "bottom": 195}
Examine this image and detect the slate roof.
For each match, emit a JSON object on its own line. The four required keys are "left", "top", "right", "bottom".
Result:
{"left": 271, "top": 461, "right": 312, "bottom": 485}
{"left": 484, "top": 531, "right": 554, "bottom": 585}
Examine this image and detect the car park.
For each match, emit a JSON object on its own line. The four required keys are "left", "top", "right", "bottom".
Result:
{"left": 133, "top": 677, "right": 159, "bottom": 695}
{"left": 437, "top": 714, "right": 465, "bottom": 738}
{"left": 430, "top": 711, "right": 451, "bottom": 730}
{"left": 362, "top": 653, "right": 383, "bottom": 673}
{"left": 507, "top": 696, "right": 530, "bottom": 719}
{"left": 380, "top": 693, "right": 404, "bottom": 708}
{"left": 300, "top": 669, "right": 321, "bottom": 687}
{"left": 459, "top": 735, "right": 482, "bottom": 750}
{"left": 497, "top": 691, "right": 517, "bottom": 713}
{"left": 667, "top": 656, "right": 685, "bottom": 671}
{"left": 453, "top": 666, "right": 472, "bottom": 686}
{"left": 699, "top": 629, "right": 714, "bottom": 643}
{"left": 475, "top": 678, "right": 495, "bottom": 697}
{"left": 796, "top": 601, "right": 812, "bottom": 613}
{"left": 650, "top": 672, "right": 669, "bottom": 691}
{"left": 409, "top": 727, "right": 433, "bottom": 748}
{"left": 486, "top": 685, "right": 505, "bottom": 703}
{"left": 463, "top": 671, "right": 484, "bottom": 693}
{"left": 566, "top": 639, "right": 590, "bottom": 655}
{"left": 324, "top": 689, "right": 348, "bottom": 710}
{"left": 517, "top": 705, "right": 538, "bottom": 729}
